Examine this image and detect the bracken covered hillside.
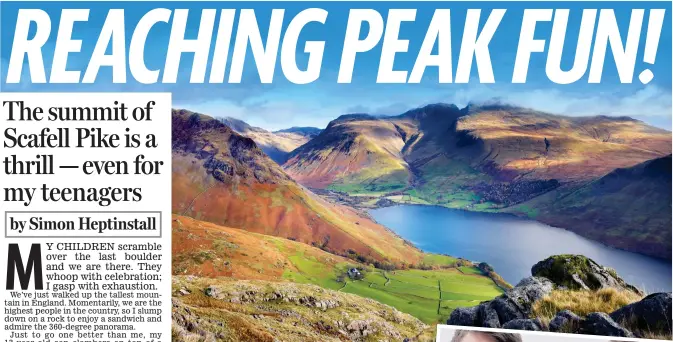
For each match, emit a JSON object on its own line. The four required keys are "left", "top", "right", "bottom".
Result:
{"left": 172, "top": 109, "right": 423, "bottom": 266}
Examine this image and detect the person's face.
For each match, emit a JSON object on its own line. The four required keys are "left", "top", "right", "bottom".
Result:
{"left": 460, "top": 332, "right": 497, "bottom": 342}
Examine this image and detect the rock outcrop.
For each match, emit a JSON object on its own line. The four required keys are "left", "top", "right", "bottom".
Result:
{"left": 448, "top": 276, "right": 553, "bottom": 328}
{"left": 447, "top": 255, "right": 671, "bottom": 339}
{"left": 549, "top": 310, "right": 581, "bottom": 332}
{"left": 610, "top": 292, "right": 672, "bottom": 337}
{"left": 205, "top": 282, "right": 341, "bottom": 311}
{"left": 502, "top": 318, "right": 544, "bottom": 331}
{"left": 531, "top": 255, "right": 643, "bottom": 295}
{"left": 173, "top": 277, "right": 427, "bottom": 342}
{"left": 580, "top": 312, "right": 633, "bottom": 337}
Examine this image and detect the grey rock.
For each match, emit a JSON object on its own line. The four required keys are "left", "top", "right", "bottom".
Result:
{"left": 505, "top": 276, "right": 555, "bottom": 315}
{"left": 477, "top": 303, "right": 501, "bottom": 328}
{"left": 531, "top": 255, "right": 642, "bottom": 295}
{"left": 549, "top": 310, "right": 582, "bottom": 332}
{"left": 489, "top": 276, "right": 555, "bottom": 324}
{"left": 347, "top": 320, "right": 373, "bottom": 338}
{"left": 315, "top": 299, "right": 339, "bottom": 310}
{"left": 447, "top": 276, "right": 553, "bottom": 328}
{"left": 186, "top": 320, "right": 198, "bottom": 332}
{"left": 490, "top": 297, "right": 526, "bottom": 323}
{"left": 581, "top": 312, "right": 633, "bottom": 337}
{"left": 610, "top": 292, "right": 672, "bottom": 336}
{"left": 447, "top": 306, "right": 478, "bottom": 326}
{"left": 502, "top": 318, "right": 544, "bottom": 331}
{"left": 205, "top": 285, "right": 220, "bottom": 298}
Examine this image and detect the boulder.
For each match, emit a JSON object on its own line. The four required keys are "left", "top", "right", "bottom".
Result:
{"left": 447, "top": 306, "right": 478, "bottom": 326}
{"left": 610, "top": 292, "right": 672, "bottom": 336}
{"left": 489, "top": 276, "right": 555, "bottom": 323}
{"left": 490, "top": 297, "right": 526, "bottom": 323}
{"left": 447, "top": 257, "right": 657, "bottom": 339}
{"left": 205, "top": 285, "right": 220, "bottom": 298}
{"left": 531, "top": 255, "right": 642, "bottom": 295}
{"left": 347, "top": 320, "right": 374, "bottom": 339}
{"left": 549, "top": 310, "right": 582, "bottom": 332}
{"left": 505, "top": 277, "right": 555, "bottom": 315}
{"left": 581, "top": 312, "right": 633, "bottom": 337}
{"left": 502, "top": 318, "right": 544, "bottom": 331}
{"left": 447, "top": 277, "right": 553, "bottom": 328}
{"left": 477, "top": 303, "right": 501, "bottom": 328}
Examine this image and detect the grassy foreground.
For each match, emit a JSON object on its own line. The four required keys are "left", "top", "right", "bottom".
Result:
{"left": 532, "top": 287, "right": 642, "bottom": 321}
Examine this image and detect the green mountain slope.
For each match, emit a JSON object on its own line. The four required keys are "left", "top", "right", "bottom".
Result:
{"left": 509, "top": 155, "right": 672, "bottom": 259}
{"left": 284, "top": 114, "right": 413, "bottom": 193}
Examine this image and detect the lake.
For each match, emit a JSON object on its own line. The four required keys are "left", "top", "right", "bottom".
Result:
{"left": 370, "top": 205, "right": 672, "bottom": 292}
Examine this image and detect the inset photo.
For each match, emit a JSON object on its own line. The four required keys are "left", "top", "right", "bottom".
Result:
{"left": 437, "top": 326, "right": 670, "bottom": 342}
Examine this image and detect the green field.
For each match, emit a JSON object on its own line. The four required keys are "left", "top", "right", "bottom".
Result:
{"left": 277, "top": 245, "right": 503, "bottom": 324}
{"left": 341, "top": 268, "right": 503, "bottom": 323}
{"left": 458, "top": 266, "right": 483, "bottom": 275}
{"left": 281, "top": 249, "right": 348, "bottom": 290}
{"left": 422, "top": 254, "right": 458, "bottom": 266}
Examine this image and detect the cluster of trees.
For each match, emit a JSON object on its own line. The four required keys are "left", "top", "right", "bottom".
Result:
{"left": 478, "top": 262, "right": 494, "bottom": 273}
{"left": 477, "top": 262, "right": 512, "bottom": 289}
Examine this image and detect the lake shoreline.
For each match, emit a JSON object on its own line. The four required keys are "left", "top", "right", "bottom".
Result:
{"left": 367, "top": 201, "right": 672, "bottom": 263}
{"left": 369, "top": 204, "right": 672, "bottom": 292}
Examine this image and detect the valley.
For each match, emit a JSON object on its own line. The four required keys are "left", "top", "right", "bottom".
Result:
{"left": 171, "top": 104, "right": 671, "bottom": 340}
{"left": 219, "top": 116, "right": 321, "bottom": 164}
{"left": 172, "top": 109, "right": 422, "bottom": 266}
{"left": 172, "top": 214, "right": 505, "bottom": 325}
{"left": 283, "top": 103, "right": 672, "bottom": 260}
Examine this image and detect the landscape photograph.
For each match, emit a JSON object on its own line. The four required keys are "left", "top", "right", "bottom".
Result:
{"left": 170, "top": 101, "right": 673, "bottom": 341}
{"left": 0, "top": 1, "right": 669, "bottom": 341}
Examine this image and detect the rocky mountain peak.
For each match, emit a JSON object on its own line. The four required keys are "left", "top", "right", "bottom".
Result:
{"left": 531, "top": 255, "right": 642, "bottom": 295}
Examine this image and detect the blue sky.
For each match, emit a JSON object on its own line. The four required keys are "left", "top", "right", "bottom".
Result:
{"left": 1, "top": 1, "right": 671, "bottom": 130}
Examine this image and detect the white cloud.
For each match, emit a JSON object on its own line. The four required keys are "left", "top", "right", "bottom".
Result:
{"left": 176, "top": 83, "right": 672, "bottom": 131}
{"left": 173, "top": 98, "right": 341, "bottom": 131}
{"left": 344, "top": 84, "right": 672, "bottom": 130}
{"left": 445, "top": 84, "right": 671, "bottom": 122}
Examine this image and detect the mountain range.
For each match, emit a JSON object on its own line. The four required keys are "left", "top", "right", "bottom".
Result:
{"left": 280, "top": 103, "right": 671, "bottom": 259}
{"left": 172, "top": 109, "right": 422, "bottom": 267}
{"left": 285, "top": 104, "right": 669, "bottom": 188}
{"left": 171, "top": 105, "right": 672, "bottom": 340}
{"left": 219, "top": 116, "right": 321, "bottom": 164}
{"left": 170, "top": 110, "right": 509, "bottom": 333}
